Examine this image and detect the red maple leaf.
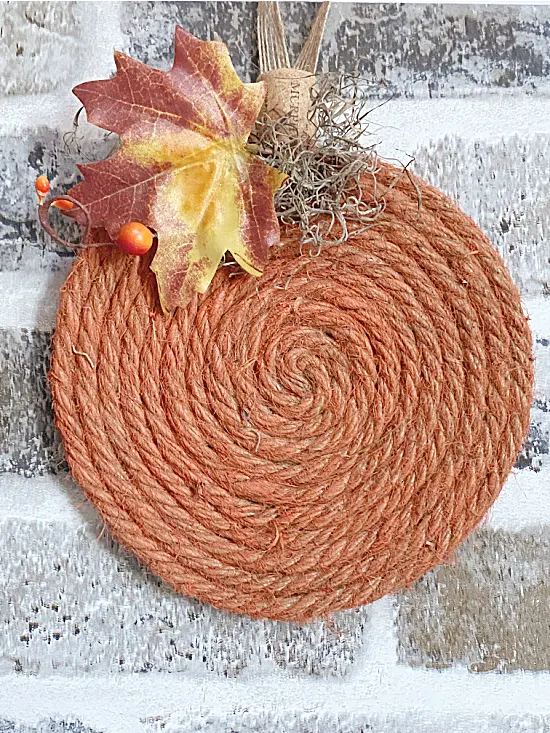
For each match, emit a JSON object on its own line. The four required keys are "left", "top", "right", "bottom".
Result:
{"left": 68, "top": 27, "right": 285, "bottom": 312}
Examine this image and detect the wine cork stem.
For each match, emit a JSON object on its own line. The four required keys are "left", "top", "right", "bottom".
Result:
{"left": 257, "top": 68, "right": 316, "bottom": 137}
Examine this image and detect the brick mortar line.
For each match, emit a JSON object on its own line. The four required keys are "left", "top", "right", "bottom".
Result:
{"left": 3, "top": 656, "right": 550, "bottom": 733}
{"left": 487, "top": 466, "right": 550, "bottom": 530}
{"left": 0, "top": 92, "right": 80, "bottom": 135}
{"left": 0, "top": 268, "right": 545, "bottom": 333}
{"left": 4, "top": 93, "right": 550, "bottom": 141}
{"left": 0, "top": 267, "right": 72, "bottom": 330}
{"left": 367, "top": 96, "right": 550, "bottom": 162}
{"left": 525, "top": 298, "right": 550, "bottom": 336}
{"left": 0, "top": 472, "right": 98, "bottom": 525}
{"left": 355, "top": 594, "right": 398, "bottom": 668}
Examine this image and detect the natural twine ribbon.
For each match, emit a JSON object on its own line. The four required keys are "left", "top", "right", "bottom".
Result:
{"left": 257, "top": 1, "right": 329, "bottom": 136}
{"left": 49, "top": 166, "right": 533, "bottom": 621}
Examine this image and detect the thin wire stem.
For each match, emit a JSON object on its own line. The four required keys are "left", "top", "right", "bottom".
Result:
{"left": 38, "top": 196, "right": 109, "bottom": 250}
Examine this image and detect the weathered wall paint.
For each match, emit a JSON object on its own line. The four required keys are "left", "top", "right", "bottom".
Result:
{"left": 1, "top": 2, "right": 550, "bottom": 731}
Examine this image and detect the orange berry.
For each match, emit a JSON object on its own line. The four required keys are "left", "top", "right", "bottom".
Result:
{"left": 35, "top": 176, "right": 51, "bottom": 195}
{"left": 115, "top": 222, "right": 154, "bottom": 256}
{"left": 52, "top": 199, "right": 75, "bottom": 211}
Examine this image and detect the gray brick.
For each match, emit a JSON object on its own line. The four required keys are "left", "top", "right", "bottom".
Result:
{"left": 325, "top": 4, "right": 550, "bottom": 97}
{"left": 413, "top": 135, "right": 550, "bottom": 298}
{"left": 120, "top": 1, "right": 319, "bottom": 81}
{"left": 122, "top": 3, "right": 550, "bottom": 97}
{"left": 0, "top": 304, "right": 544, "bottom": 479}
{"left": 515, "top": 418, "right": 549, "bottom": 472}
{"left": 0, "top": 2, "right": 82, "bottom": 96}
{"left": 397, "top": 528, "right": 550, "bottom": 671}
{"left": 0, "top": 518, "right": 366, "bottom": 676}
{"left": 121, "top": 1, "right": 259, "bottom": 80}
{"left": 0, "top": 128, "right": 113, "bottom": 272}
{"left": 0, "top": 323, "right": 545, "bottom": 478}
{"left": 0, "top": 328, "right": 64, "bottom": 475}
{"left": 515, "top": 337, "right": 550, "bottom": 473}
{"left": 5, "top": 129, "right": 550, "bottom": 295}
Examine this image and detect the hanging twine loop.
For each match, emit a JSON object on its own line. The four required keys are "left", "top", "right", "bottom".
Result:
{"left": 256, "top": 2, "right": 329, "bottom": 136}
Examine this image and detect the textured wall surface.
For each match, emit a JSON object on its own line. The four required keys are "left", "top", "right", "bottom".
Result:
{"left": 1, "top": 2, "right": 550, "bottom": 732}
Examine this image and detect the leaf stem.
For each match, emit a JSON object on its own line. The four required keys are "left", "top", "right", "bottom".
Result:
{"left": 37, "top": 196, "right": 109, "bottom": 250}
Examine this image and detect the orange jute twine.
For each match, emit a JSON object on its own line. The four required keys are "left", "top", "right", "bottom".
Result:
{"left": 49, "top": 164, "right": 534, "bottom": 621}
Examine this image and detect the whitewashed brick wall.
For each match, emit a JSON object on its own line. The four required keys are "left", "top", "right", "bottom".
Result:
{"left": 1, "top": 3, "right": 549, "bottom": 732}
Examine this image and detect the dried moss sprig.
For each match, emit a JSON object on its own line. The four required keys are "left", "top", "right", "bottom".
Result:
{"left": 249, "top": 73, "right": 406, "bottom": 255}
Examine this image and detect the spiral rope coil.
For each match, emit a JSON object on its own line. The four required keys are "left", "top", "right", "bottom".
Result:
{"left": 49, "top": 165, "right": 533, "bottom": 621}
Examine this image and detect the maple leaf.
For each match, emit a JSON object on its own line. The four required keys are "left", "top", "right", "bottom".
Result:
{"left": 67, "top": 27, "right": 286, "bottom": 312}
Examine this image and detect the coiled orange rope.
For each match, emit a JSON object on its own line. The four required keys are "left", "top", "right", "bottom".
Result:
{"left": 49, "top": 165, "right": 533, "bottom": 621}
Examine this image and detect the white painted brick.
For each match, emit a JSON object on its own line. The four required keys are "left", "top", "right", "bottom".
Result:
{"left": 149, "top": 711, "right": 550, "bottom": 733}
{"left": 0, "top": 519, "right": 366, "bottom": 676}
{"left": 0, "top": 328, "right": 63, "bottom": 476}
{"left": 0, "top": 2, "right": 81, "bottom": 96}
{"left": 412, "top": 135, "right": 550, "bottom": 298}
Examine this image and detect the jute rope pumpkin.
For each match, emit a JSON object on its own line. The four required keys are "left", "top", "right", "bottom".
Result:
{"left": 49, "top": 165, "right": 533, "bottom": 621}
